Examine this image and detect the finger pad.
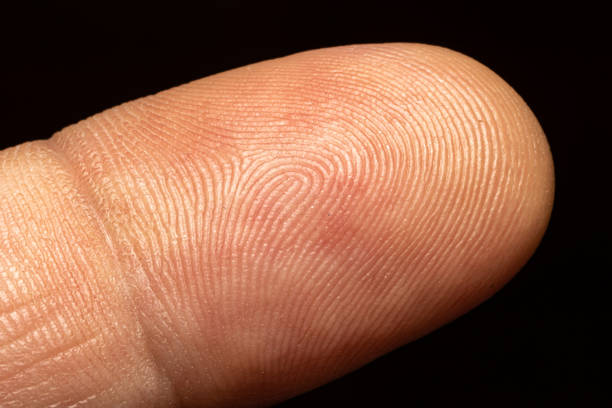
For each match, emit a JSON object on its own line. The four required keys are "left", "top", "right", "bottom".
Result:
{"left": 52, "top": 43, "right": 554, "bottom": 406}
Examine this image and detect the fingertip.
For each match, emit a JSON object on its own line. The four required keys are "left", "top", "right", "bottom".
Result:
{"left": 48, "top": 42, "right": 555, "bottom": 406}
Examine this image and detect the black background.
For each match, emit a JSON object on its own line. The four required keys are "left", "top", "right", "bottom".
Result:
{"left": 1, "top": 2, "right": 607, "bottom": 407}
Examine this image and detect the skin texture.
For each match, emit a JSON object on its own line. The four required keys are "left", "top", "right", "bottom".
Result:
{"left": 0, "top": 43, "right": 554, "bottom": 407}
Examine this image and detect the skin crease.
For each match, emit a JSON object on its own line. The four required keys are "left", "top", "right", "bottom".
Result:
{"left": 0, "top": 43, "right": 554, "bottom": 407}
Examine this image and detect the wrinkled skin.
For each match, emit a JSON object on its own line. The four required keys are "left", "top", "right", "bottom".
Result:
{"left": 0, "top": 44, "right": 553, "bottom": 407}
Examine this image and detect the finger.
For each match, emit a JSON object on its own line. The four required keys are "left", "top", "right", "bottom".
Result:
{"left": 1, "top": 43, "right": 553, "bottom": 407}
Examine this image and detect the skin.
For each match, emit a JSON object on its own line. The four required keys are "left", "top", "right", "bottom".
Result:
{"left": 0, "top": 43, "right": 554, "bottom": 407}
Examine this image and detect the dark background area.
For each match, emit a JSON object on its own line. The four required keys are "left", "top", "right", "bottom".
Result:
{"left": 1, "top": 2, "right": 607, "bottom": 406}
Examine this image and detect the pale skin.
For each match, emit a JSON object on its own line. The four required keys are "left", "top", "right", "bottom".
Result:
{"left": 0, "top": 43, "right": 554, "bottom": 407}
